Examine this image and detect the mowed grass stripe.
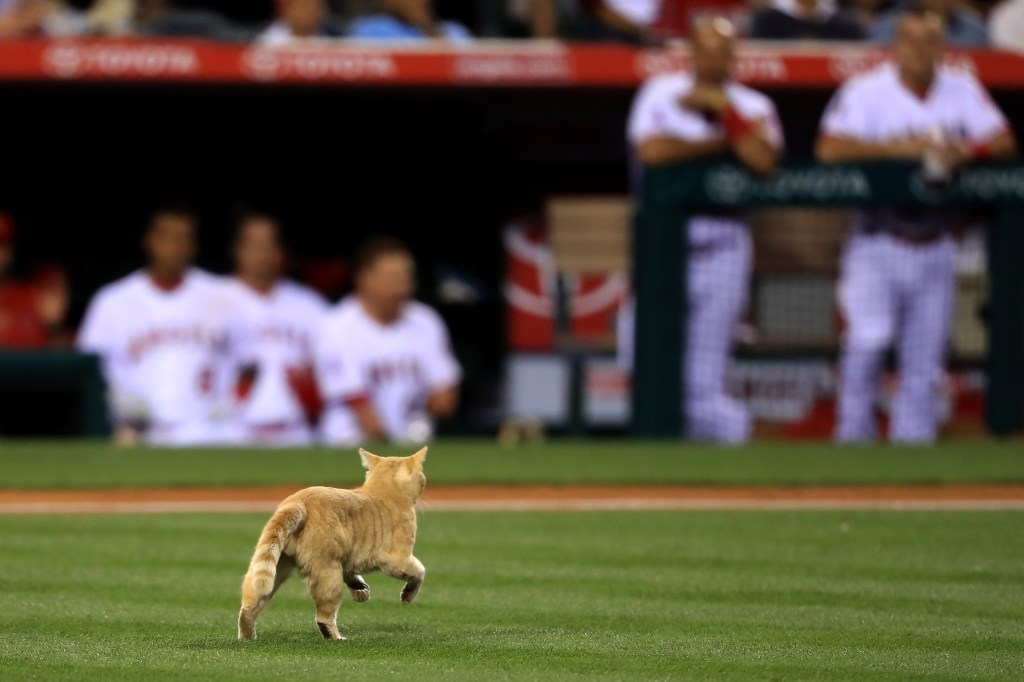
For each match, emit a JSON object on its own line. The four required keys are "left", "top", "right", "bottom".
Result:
{"left": 1, "top": 439, "right": 1023, "bottom": 489}
{"left": 0, "top": 511, "right": 1022, "bottom": 681}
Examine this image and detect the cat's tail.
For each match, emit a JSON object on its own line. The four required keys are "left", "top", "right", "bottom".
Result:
{"left": 244, "top": 501, "right": 306, "bottom": 599}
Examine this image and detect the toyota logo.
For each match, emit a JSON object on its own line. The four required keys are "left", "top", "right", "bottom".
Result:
{"left": 42, "top": 45, "right": 83, "bottom": 79}
{"left": 242, "top": 49, "right": 282, "bottom": 82}
{"left": 704, "top": 166, "right": 750, "bottom": 206}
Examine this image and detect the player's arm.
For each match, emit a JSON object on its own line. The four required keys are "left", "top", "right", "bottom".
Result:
{"left": 816, "top": 135, "right": 929, "bottom": 163}
{"left": 964, "top": 129, "right": 1017, "bottom": 160}
{"left": 987, "top": 129, "right": 1017, "bottom": 158}
{"left": 76, "top": 290, "right": 147, "bottom": 444}
{"left": 678, "top": 85, "right": 779, "bottom": 176}
{"left": 956, "top": 78, "right": 1019, "bottom": 162}
{"left": 721, "top": 107, "right": 779, "bottom": 176}
{"left": 315, "top": 318, "right": 387, "bottom": 441}
{"left": 629, "top": 79, "right": 730, "bottom": 167}
{"left": 75, "top": 290, "right": 121, "bottom": 402}
{"left": 421, "top": 310, "right": 462, "bottom": 421}
{"left": 426, "top": 385, "right": 458, "bottom": 419}
{"left": 928, "top": 128, "right": 1020, "bottom": 172}
{"left": 635, "top": 137, "right": 731, "bottom": 167}
{"left": 346, "top": 395, "right": 387, "bottom": 441}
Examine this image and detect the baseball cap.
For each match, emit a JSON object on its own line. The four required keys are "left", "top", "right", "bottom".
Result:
{"left": 0, "top": 213, "right": 13, "bottom": 243}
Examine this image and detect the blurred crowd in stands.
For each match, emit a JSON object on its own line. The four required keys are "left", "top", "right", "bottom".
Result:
{"left": 0, "top": 0, "right": 1021, "bottom": 49}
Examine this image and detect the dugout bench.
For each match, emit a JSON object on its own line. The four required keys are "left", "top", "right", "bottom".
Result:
{"left": 631, "top": 161, "right": 1024, "bottom": 438}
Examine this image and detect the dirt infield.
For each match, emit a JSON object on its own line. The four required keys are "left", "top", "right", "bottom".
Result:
{"left": 1, "top": 484, "right": 1024, "bottom": 513}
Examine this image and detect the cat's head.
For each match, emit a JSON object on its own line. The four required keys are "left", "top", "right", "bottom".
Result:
{"left": 359, "top": 447, "right": 428, "bottom": 501}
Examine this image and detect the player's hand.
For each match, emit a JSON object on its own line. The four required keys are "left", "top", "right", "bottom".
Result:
{"left": 921, "top": 140, "right": 971, "bottom": 183}
{"left": 932, "top": 140, "right": 972, "bottom": 170}
{"left": 679, "top": 85, "right": 730, "bottom": 115}
{"left": 113, "top": 424, "right": 142, "bottom": 447}
{"left": 888, "top": 137, "right": 932, "bottom": 159}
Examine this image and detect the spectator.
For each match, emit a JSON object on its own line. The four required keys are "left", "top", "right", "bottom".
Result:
{"left": 316, "top": 236, "right": 461, "bottom": 446}
{"left": 990, "top": 0, "right": 1024, "bottom": 51}
{"left": 2, "top": 0, "right": 133, "bottom": 38}
{"left": 496, "top": 0, "right": 559, "bottom": 38}
{"left": 871, "top": 0, "right": 988, "bottom": 45}
{"left": 76, "top": 206, "right": 232, "bottom": 446}
{"left": 623, "top": 17, "right": 783, "bottom": 443}
{"left": 849, "top": 0, "right": 898, "bottom": 32}
{"left": 0, "top": 0, "right": 47, "bottom": 37}
{"left": 347, "top": 0, "right": 472, "bottom": 40}
{"left": 750, "top": 0, "right": 866, "bottom": 39}
{"left": 575, "top": 0, "right": 755, "bottom": 42}
{"left": 576, "top": 0, "right": 661, "bottom": 42}
{"left": 46, "top": 0, "right": 134, "bottom": 36}
{"left": 136, "top": 0, "right": 257, "bottom": 40}
{"left": 0, "top": 214, "right": 69, "bottom": 348}
{"left": 221, "top": 214, "right": 329, "bottom": 446}
{"left": 259, "top": 0, "right": 344, "bottom": 44}
{"left": 962, "top": 0, "right": 998, "bottom": 18}
{"left": 816, "top": 8, "right": 1015, "bottom": 443}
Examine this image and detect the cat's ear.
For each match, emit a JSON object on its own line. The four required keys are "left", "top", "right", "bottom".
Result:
{"left": 410, "top": 446, "right": 427, "bottom": 465}
{"left": 359, "top": 448, "right": 379, "bottom": 470}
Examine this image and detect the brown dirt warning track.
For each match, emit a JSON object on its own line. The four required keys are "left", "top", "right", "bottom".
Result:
{"left": 1, "top": 484, "right": 1023, "bottom": 513}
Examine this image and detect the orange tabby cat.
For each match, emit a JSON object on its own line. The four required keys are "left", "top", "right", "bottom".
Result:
{"left": 237, "top": 447, "right": 427, "bottom": 641}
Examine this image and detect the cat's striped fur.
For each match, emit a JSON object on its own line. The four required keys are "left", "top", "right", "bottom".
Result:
{"left": 237, "top": 447, "right": 427, "bottom": 641}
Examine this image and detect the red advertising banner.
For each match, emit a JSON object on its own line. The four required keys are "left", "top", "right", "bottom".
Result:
{"left": 1, "top": 40, "right": 1022, "bottom": 89}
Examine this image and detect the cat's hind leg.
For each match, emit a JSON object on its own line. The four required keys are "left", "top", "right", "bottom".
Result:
{"left": 382, "top": 555, "right": 426, "bottom": 605}
{"left": 304, "top": 559, "right": 346, "bottom": 640}
{"left": 345, "top": 573, "right": 371, "bottom": 603}
{"left": 238, "top": 555, "right": 295, "bottom": 641}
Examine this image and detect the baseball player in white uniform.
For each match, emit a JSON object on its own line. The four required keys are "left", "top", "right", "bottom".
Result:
{"left": 316, "top": 237, "right": 461, "bottom": 445}
{"left": 220, "top": 214, "right": 329, "bottom": 446}
{"left": 77, "top": 207, "right": 232, "bottom": 446}
{"left": 624, "top": 17, "right": 783, "bottom": 443}
{"left": 817, "top": 8, "right": 1016, "bottom": 443}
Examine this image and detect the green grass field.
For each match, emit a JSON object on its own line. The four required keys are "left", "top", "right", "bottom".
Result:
{"left": 1, "top": 439, "right": 1022, "bottom": 680}
{"left": 0, "top": 439, "right": 1023, "bottom": 488}
{"left": 1, "top": 510, "right": 1022, "bottom": 681}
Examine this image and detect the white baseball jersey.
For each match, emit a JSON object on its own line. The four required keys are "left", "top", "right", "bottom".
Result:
{"left": 77, "top": 269, "right": 231, "bottom": 445}
{"left": 220, "top": 278, "right": 329, "bottom": 443}
{"left": 628, "top": 72, "right": 784, "bottom": 158}
{"left": 820, "top": 62, "right": 1010, "bottom": 237}
{"left": 821, "top": 63, "right": 1007, "bottom": 144}
{"left": 316, "top": 296, "right": 461, "bottom": 445}
{"left": 624, "top": 71, "right": 782, "bottom": 443}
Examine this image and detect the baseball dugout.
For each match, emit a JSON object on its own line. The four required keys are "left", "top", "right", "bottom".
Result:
{"left": 632, "top": 161, "right": 1024, "bottom": 439}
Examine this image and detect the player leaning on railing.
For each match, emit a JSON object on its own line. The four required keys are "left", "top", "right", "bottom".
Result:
{"left": 816, "top": 7, "right": 1017, "bottom": 444}
{"left": 622, "top": 17, "right": 783, "bottom": 444}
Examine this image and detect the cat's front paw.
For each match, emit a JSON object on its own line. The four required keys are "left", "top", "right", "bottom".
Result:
{"left": 401, "top": 581, "right": 421, "bottom": 604}
{"left": 347, "top": 577, "right": 371, "bottom": 603}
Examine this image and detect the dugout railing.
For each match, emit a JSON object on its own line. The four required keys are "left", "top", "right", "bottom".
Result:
{"left": 631, "top": 161, "right": 1024, "bottom": 438}
{"left": 0, "top": 351, "right": 108, "bottom": 438}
